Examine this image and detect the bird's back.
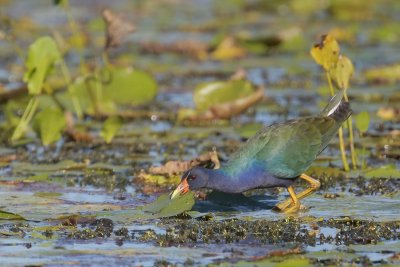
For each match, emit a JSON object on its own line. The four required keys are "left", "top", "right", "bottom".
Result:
{"left": 223, "top": 93, "right": 351, "bottom": 179}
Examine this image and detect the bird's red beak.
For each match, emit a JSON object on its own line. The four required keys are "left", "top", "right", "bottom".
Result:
{"left": 170, "top": 178, "right": 189, "bottom": 199}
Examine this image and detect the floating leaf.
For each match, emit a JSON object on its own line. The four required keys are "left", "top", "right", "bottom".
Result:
{"left": 12, "top": 160, "right": 87, "bottom": 173}
{"left": 23, "top": 36, "right": 61, "bottom": 95}
{"left": 24, "top": 174, "right": 50, "bottom": 182}
{"left": 141, "top": 192, "right": 195, "bottom": 218}
{"left": 330, "top": 55, "right": 354, "bottom": 90}
{"left": 364, "top": 64, "right": 400, "bottom": 83}
{"left": 354, "top": 111, "right": 370, "bottom": 133}
{"left": 103, "top": 67, "right": 158, "bottom": 105}
{"left": 377, "top": 107, "right": 399, "bottom": 121}
{"left": 0, "top": 210, "right": 26, "bottom": 220}
{"left": 194, "top": 79, "right": 255, "bottom": 112}
{"left": 100, "top": 116, "right": 122, "bottom": 144}
{"left": 33, "top": 107, "right": 66, "bottom": 145}
{"left": 137, "top": 171, "right": 180, "bottom": 186}
{"left": 310, "top": 34, "right": 340, "bottom": 71}
{"left": 33, "top": 192, "right": 62, "bottom": 198}
{"left": 211, "top": 36, "right": 246, "bottom": 60}
{"left": 364, "top": 165, "right": 400, "bottom": 179}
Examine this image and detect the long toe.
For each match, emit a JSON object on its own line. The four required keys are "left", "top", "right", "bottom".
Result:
{"left": 273, "top": 199, "right": 292, "bottom": 212}
{"left": 281, "top": 201, "right": 301, "bottom": 214}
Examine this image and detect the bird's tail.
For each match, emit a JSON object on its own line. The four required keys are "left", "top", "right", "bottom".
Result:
{"left": 320, "top": 90, "right": 352, "bottom": 123}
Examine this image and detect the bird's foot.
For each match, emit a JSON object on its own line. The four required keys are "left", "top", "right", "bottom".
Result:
{"left": 282, "top": 202, "right": 300, "bottom": 214}
{"left": 273, "top": 201, "right": 301, "bottom": 213}
{"left": 273, "top": 199, "right": 292, "bottom": 212}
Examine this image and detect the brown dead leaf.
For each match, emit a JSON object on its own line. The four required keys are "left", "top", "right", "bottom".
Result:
{"left": 181, "top": 86, "right": 264, "bottom": 122}
{"left": 64, "top": 111, "right": 94, "bottom": 143}
{"left": 103, "top": 8, "right": 136, "bottom": 50}
{"left": 149, "top": 149, "right": 220, "bottom": 176}
{"left": 229, "top": 68, "right": 247, "bottom": 80}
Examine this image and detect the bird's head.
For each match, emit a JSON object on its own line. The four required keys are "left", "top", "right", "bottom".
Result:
{"left": 170, "top": 167, "right": 209, "bottom": 199}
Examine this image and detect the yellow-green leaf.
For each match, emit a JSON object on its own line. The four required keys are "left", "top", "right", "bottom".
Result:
{"left": 33, "top": 107, "right": 66, "bottom": 145}
{"left": 23, "top": 36, "right": 61, "bottom": 95}
{"left": 194, "top": 79, "right": 255, "bottom": 112}
{"left": 354, "top": 111, "right": 370, "bottom": 133}
{"left": 103, "top": 67, "right": 158, "bottom": 105}
{"left": 211, "top": 36, "right": 246, "bottom": 60}
{"left": 141, "top": 192, "right": 195, "bottom": 218}
{"left": 0, "top": 210, "right": 26, "bottom": 220}
{"left": 310, "top": 34, "right": 340, "bottom": 71}
{"left": 330, "top": 55, "right": 354, "bottom": 90}
{"left": 100, "top": 116, "right": 122, "bottom": 144}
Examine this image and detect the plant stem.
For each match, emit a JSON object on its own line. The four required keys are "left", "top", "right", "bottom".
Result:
{"left": 325, "top": 71, "right": 335, "bottom": 96}
{"left": 343, "top": 92, "right": 358, "bottom": 169}
{"left": 59, "top": 59, "right": 83, "bottom": 119}
{"left": 337, "top": 127, "right": 350, "bottom": 171}
{"left": 326, "top": 71, "right": 350, "bottom": 171}
{"left": 62, "top": 0, "right": 85, "bottom": 71}
{"left": 11, "top": 96, "right": 39, "bottom": 142}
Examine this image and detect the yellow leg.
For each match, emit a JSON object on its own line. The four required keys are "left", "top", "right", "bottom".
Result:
{"left": 279, "top": 186, "right": 300, "bottom": 213}
{"left": 274, "top": 174, "right": 320, "bottom": 212}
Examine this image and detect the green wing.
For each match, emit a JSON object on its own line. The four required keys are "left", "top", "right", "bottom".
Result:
{"left": 256, "top": 117, "right": 338, "bottom": 178}
{"left": 226, "top": 117, "right": 338, "bottom": 178}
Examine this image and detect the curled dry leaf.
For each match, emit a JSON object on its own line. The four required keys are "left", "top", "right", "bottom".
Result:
{"left": 103, "top": 8, "right": 136, "bottom": 50}
{"left": 229, "top": 68, "right": 247, "bottom": 80}
{"left": 139, "top": 40, "right": 208, "bottom": 59}
{"left": 149, "top": 149, "right": 220, "bottom": 176}
{"left": 181, "top": 86, "right": 264, "bottom": 122}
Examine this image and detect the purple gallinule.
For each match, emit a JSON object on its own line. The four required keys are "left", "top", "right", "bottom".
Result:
{"left": 171, "top": 91, "right": 351, "bottom": 213}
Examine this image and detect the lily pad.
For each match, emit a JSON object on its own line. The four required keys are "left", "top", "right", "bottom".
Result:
{"left": 194, "top": 79, "right": 255, "bottom": 112}
{"left": 12, "top": 160, "right": 87, "bottom": 173}
{"left": 354, "top": 111, "right": 370, "bottom": 133}
{"left": 364, "top": 165, "right": 400, "bottom": 179}
{"left": 103, "top": 67, "right": 158, "bottom": 105}
{"left": 142, "top": 192, "right": 195, "bottom": 217}
{"left": 0, "top": 210, "right": 26, "bottom": 220}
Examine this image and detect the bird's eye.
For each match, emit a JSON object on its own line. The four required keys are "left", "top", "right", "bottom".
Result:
{"left": 188, "top": 175, "right": 197, "bottom": 181}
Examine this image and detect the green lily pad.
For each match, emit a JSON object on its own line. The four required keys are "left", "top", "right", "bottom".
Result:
{"left": 103, "top": 67, "right": 158, "bottom": 105}
{"left": 193, "top": 79, "right": 255, "bottom": 112}
{"left": 142, "top": 192, "right": 195, "bottom": 217}
{"left": 23, "top": 36, "right": 61, "bottom": 95}
{"left": 364, "top": 165, "right": 400, "bottom": 179}
{"left": 32, "top": 107, "right": 66, "bottom": 146}
{"left": 12, "top": 160, "right": 87, "bottom": 173}
{"left": 0, "top": 210, "right": 26, "bottom": 220}
{"left": 355, "top": 111, "right": 370, "bottom": 133}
